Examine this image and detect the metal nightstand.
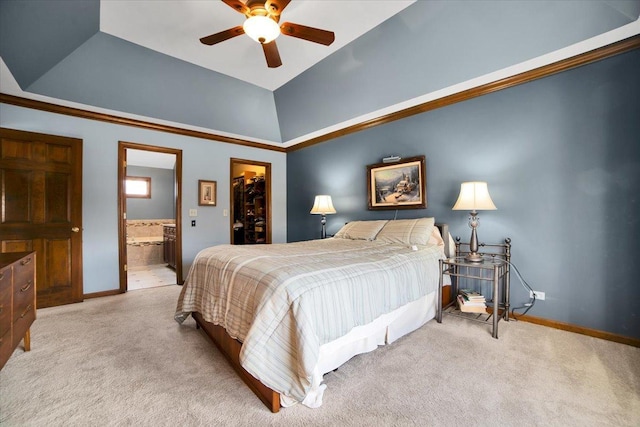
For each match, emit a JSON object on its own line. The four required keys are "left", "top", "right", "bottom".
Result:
{"left": 437, "top": 238, "right": 511, "bottom": 339}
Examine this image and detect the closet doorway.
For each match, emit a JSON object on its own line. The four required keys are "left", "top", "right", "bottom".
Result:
{"left": 230, "top": 158, "right": 272, "bottom": 245}
{"left": 118, "top": 142, "right": 183, "bottom": 292}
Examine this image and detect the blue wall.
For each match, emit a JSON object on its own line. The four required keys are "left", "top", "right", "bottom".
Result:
{"left": 287, "top": 49, "right": 640, "bottom": 339}
{"left": 26, "top": 33, "right": 282, "bottom": 142}
{"left": 0, "top": 0, "right": 281, "bottom": 142}
{"left": 2, "top": 1, "right": 636, "bottom": 145}
{"left": 0, "top": 0, "right": 99, "bottom": 88}
{"left": 275, "top": 0, "right": 637, "bottom": 141}
{"left": 126, "top": 166, "right": 175, "bottom": 220}
{"left": 0, "top": 103, "right": 288, "bottom": 294}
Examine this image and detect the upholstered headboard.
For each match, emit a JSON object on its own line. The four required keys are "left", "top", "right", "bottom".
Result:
{"left": 435, "top": 223, "right": 452, "bottom": 258}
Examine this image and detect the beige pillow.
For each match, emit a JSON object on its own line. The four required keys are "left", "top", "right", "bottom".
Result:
{"left": 376, "top": 217, "right": 435, "bottom": 245}
{"left": 333, "top": 220, "right": 388, "bottom": 241}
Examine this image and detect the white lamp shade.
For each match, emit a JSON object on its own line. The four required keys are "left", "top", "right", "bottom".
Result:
{"left": 452, "top": 182, "right": 497, "bottom": 211}
{"left": 310, "top": 195, "right": 336, "bottom": 215}
{"left": 243, "top": 16, "right": 281, "bottom": 44}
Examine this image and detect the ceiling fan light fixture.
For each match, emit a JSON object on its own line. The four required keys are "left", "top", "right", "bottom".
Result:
{"left": 243, "top": 15, "right": 280, "bottom": 44}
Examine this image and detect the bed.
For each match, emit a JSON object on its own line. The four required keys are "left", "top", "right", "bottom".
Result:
{"left": 175, "top": 218, "right": 452, "bottom": 412}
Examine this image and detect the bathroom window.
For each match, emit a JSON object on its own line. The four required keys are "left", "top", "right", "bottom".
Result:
{"left": 126, "top": 176, "right": 151, "bottom": 198}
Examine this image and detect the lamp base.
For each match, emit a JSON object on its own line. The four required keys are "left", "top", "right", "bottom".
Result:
{"left": 320, "top": 214, "right": 327, "bottom": 239}
{"left": 465, "top": 211, "right": 483, "bottom": 262}
{"left": 464, "top": 252, "right": 484, "bottom": 263}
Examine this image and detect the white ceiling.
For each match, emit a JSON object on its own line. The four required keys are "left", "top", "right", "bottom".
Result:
{"left": 100, "top": 0, "right": 415, "bottom": 90}
{"left": 127, "top": 149, "right": 176, "bottom": 169}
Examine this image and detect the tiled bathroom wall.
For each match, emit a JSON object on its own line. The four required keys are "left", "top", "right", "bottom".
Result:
{"left": 126, "top": 219, "right": 175, "bottom": 267}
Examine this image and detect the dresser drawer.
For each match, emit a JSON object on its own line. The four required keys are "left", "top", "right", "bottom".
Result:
{"left": 0, "top": 263, "right": 11, "bottom": 336}
{"left": 0, "top": 328, "right": 12, "bottom": 369}
{"left": 12, "top": 302, "right": 35, "bottom": 349}
{"left": 0, "top": 284, "right": 11, "bottom": 337}
{"left": 0, "top": 265, "right": 10, "bottom": 288}
{"left": 0, "top": 251, "right": 36, "bottom": 371}
{"left": 13, "top": 253, "right": 35, "bottom": 290}
{"left": 13, "top": 279, "right": 34, "bottom": 320}
{"left": 13, "top": 262, "right": 35, "bottom": 324}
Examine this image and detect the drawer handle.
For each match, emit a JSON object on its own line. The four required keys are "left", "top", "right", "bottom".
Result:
{"left": 21, "top": 281, "right": 33, "bottom": 292}
{"left": 20, "top": 304, "right": 33, "bottom": 318}
{"left": 20, "top": 257, "right": 33, "bottom": 266}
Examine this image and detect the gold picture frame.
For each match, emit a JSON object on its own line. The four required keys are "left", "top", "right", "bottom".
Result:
{"left": 367, "top": 155, "right": 426, "bottom": 210}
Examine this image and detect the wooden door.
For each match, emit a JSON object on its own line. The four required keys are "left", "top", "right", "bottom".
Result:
{"left": 0, "top": 128, "right": 83, "bottom": 308}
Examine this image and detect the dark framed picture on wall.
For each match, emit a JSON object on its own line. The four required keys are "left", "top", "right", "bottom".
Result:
{"left": 367, "top": 155, "right": 426, "bottom": 210}
{"left": 198, "top": 180, "right": 217, "bottom": 206}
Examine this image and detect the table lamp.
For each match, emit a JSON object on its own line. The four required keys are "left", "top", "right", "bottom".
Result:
{"left": 452, "top": 182, "right": 497, "bottom": 262}
{"left": 310, "top": 195, "right": 336, "bottom": 239}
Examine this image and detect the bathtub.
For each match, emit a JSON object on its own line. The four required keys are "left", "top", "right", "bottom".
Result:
{"left": 127, "top": 236, "right": 164, "bottom": 267}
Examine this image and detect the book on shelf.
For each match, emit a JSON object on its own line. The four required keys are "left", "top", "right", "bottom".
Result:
{"left": 460, "top": 299, "right": 486, "bottom": 307}
{"left": 457, "top": 294, "right": 487, "bottom": 313}
{"left": 459, "top": 289, "right": 486, "bottom": 303}
{"left": 459, "top": 289, "right": 484, "bottom": 299}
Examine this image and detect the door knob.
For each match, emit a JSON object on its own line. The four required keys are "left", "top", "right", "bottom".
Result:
{"left": 71, "top": 227, "right": 80, "bottom": 232}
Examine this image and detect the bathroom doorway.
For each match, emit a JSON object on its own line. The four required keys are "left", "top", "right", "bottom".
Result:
{"left": 118, "top": 142, "right": 183, "bottom": 292}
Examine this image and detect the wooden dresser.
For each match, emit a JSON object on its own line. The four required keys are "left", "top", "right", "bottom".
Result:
{"left": 0, "top": 251, "right": 36, "bottom": 370}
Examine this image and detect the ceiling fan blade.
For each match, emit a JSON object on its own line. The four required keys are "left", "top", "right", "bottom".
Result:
{"left": 280, "top": 22, "right": 335, "bottom": 46}
{"left": 222, "top": 0, "right": 250, "bottom": 15}
{"left": 262, "top": 41, "right": 282, "bottom": 68}
{"left": 265, "top": 0, "right": 291, "bottom": 16}
{"left": 200, "top": 26, "right": 245, "bottom": 45}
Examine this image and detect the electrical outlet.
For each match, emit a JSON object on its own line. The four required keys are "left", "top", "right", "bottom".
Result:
{"left": 189, "top": 209, "right": 197, "bottom": 217}
{"left": 530, "top": 290, "right": 545, "bottom": 300}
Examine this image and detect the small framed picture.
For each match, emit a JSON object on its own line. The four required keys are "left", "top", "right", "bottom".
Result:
{"left": 198, "top": 180, "right": 217, "bottom": 206}
{"left": 367, "top": 155, "right": 426, "bottom": 210}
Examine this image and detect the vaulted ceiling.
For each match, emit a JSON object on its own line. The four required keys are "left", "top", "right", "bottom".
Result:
{"left": 1, "top": 1, "right": 639, "bottom": 147}
{"left": 100, "top": 1, "right": 416, "bottom": 91}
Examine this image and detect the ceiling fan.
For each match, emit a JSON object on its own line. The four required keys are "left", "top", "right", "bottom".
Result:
{"left": 199, "top": 0, "right": 335, "bottom": 68}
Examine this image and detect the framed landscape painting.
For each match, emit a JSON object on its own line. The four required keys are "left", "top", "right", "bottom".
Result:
{"left": 367, "top": 155, "right": 426, "bottom": 210}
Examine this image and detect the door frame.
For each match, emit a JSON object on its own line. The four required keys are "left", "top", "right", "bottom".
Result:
{"left": 229, "top": 158, "right": 272, "bottom": 244}
{"left": 117, "top": 141, "right": 183, "bottom": 291}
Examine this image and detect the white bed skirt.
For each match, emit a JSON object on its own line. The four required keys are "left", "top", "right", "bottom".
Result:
{"left": 281, "top": 291, "right": 438, "bottom": 408}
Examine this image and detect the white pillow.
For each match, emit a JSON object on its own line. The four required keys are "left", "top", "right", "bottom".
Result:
{"left": 333, "top": 220, "right": 388, "bottom": 241}
{"left": 375, "top": 217, "right": 435, "bottom": 245}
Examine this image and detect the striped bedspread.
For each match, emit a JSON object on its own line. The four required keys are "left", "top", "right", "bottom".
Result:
{"left": 175, "top": 238, "right": 444, "bottom": 405}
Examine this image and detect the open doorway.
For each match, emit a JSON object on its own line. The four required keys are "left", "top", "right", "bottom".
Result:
{"left": 230, "top": 158, "right": 272, "bottom": 245}
{"left": 118, "top": 142, "right": 183, "bottom": 292}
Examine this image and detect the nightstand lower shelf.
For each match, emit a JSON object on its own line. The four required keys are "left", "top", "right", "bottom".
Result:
{"left": 441, "top": 302, "right": 508, "bottom": 327}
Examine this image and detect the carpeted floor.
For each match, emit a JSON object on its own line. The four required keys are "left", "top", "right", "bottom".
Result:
{"left": 1, "top": 285, "right": 638, "bottom": 426}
